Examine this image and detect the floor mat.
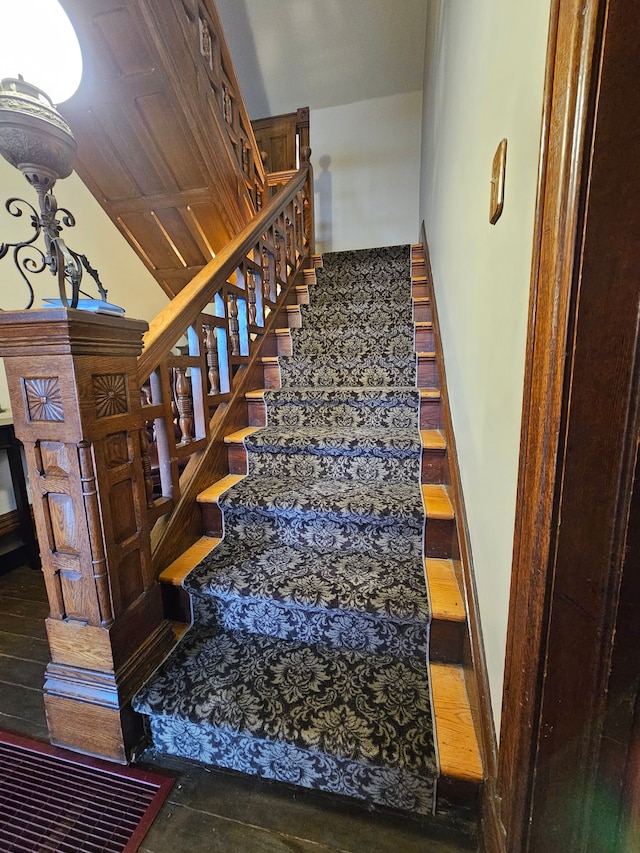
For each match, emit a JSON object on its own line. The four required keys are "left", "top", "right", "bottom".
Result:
{"left": 0, "top": 730, "right": 173, "bottom": 853}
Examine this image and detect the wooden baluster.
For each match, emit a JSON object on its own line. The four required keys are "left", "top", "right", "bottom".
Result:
{"left": 285, "top": 217, "right": 292, "bottom": 260}
{"left": 261, "top": 248, "right": 271, "bottom": 301}
{"left": 174, "top": 367, "right": 193, "bottom": 445}
{"left": 203, "top": 324, "right": 220, "bottom": 394}
{"left": 247, "top": 270, "right": 257, "bottom": 324}
{"left": 275, "top": 236, "right": 282, "bottom": 281}
{"left": 296, "top": 200, "right": 303, "bottom": 252}
{"left": 301, "top": 146, "right": 314, "bottom": 254}
{"left": 139, "top": 426, "right": 155, "bottom": 508}
{"left": 228, "top": 293, "right": 240, "bottom": 355}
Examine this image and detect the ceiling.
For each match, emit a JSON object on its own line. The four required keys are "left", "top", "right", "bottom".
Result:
{"left": 215, "top": 0, "right": 428, "bottom": 119}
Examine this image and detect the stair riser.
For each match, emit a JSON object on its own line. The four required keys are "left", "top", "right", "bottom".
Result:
{"left": 424, "top": 517, "right": 456, "bottom": 559}
{"left": 295, "top": 285, "right": 309, "bottom": 305}
{"left": 200, "top": 498, "right": 450, "bottom": 558}
{"left": 280, "top": 362, "right": 417, "bottom": 388}
{"left": 229, "top": 442, "right": 443, "bottom": 485}
{"left": 422, "top": 448, "right": 448, "bottom": 484}
{"left": 277, "top": 331, "right": 419, "bottom": 359}
{"left": 247, "top": 397, "right": 267, "bottom": 426}
{"left": 248, "top": 396, "right": 442, "bottom": 430}
{"left": 200, "top": 501, "right": 223, "bottom": 538}
{"left": 147, "top": 716, "right": 437, "bottom": 816}
{"left": 183, "top": 591, "right": 464, "bottom": 664}
{"left": 161, "top": 583, "right": 192, "bottom": 623}
{"left": 300, "top": 305, "right": 414, "bottom": 329}
{"left": 218, "top": 506, "right": 424, "bottom": 558}
{"left": 412, "top": 280, "right": 429, "bottom": 299}
{"left": 191, "top": 595, "right": 428, "bottom": 659}
{"left": 416, "top": 326, "right": 434, "bottom": 351}
{"left": 247, "top": 450, "right": 421, "bottom": 484}
{"left": 263, "top": 361, "right": 280, "bottom": 388}
{"left": 413, "top": 301, "right": 432, "bottom": 322}
{"left": 420, "top": 397, "right": 443, "bottom": 429}
{"left": 266, "top": 405, "right": 420, "bottom": 430}
{"left": 418, "top": 356, "right": 439, "bottom": 387}
{"left": 430, "top": 620, "right": 465, "bottom": 664}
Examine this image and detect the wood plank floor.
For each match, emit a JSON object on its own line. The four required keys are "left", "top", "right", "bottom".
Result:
{"left": 0, "top": 564, "right": 477, "bottom": 853}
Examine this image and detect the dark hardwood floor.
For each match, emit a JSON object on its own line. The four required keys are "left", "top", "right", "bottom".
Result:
{"left": 0, "top": 563, "right": 477, "bottom": 852}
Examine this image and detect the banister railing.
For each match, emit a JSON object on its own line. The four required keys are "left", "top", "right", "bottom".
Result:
{"left": 137, "top": 151, "right": 314, "bottom": 531}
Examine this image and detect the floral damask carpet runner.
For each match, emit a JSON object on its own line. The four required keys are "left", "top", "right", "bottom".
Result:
{"left": 134, "top": 245, "right": 438, "bottom": 814}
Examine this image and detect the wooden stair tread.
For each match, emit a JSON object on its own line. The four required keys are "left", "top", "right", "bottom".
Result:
{"left": 415, "top": 320, "right": 433, "bottom": 328}
{"left": 413, "top": 295, "right": 431, "bottom": 304}
{"left": 422, "top": 484, "right": 454, "bottom": 520}
{"left": 197, "top": 474, "right": 245, "bottom": 504}
{"left": 417, "top": 351, "right": 436, "bottom": 358}
{"left": 430, "top": 663, "right": 483, "bottom": 782}
{"left": 160, "top": 536, "right": 222, "bottom": 586}
{"left": 261, "top": 356, "right": 279, "bottom": 364}
{"left": 426, "top": 559, "right": 465, "bottom": 622}
{"left": 245, "top": 388, "right": 266, "bottom": 400}
{"left": 224, "top": 427, "right": 261, "bottom": 444}
{"left": 421, "top": 429, "right": 446, "bottom": 450}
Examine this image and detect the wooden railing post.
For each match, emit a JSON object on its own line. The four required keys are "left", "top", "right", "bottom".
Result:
{"left": 0, "top": 308, "right": 174, "bottom": 763}
{"left": 301, "top": 146, "right": 315, "bottom": 256}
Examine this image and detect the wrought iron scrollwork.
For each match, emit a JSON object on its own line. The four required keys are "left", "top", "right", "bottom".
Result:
{"left": 0, "top": 187, "right": 107, "bottom": 310}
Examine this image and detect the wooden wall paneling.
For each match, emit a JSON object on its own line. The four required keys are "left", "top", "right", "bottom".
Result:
{"left": 252, "top": 108, "right": 311, "bottom": 174}
{"left": 252, "top": 112, "right": 298, "bottom": 173}
{"left": 498, "top": 0, "right": 640, "bottom": 849}
{"left": 59, "top": 0, "right": 264, "bottom": 298}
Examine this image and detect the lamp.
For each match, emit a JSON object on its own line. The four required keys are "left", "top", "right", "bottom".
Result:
{"left": 0, "top": 0, "right": 108, "bottom": 310}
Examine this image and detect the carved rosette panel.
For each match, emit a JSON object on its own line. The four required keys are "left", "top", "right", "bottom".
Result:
{"left": 24, "top": 377, "right": 64, "bottom": 422}
{"left": 93, "top": 374, "right": 128, "bottom": 419}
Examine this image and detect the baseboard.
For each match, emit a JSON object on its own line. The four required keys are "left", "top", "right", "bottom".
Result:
{"left": 417, "top": 223, "right": 503, "bottom": 850}
{"left": 480, "top": 779, "right": 507, "bottom": 853}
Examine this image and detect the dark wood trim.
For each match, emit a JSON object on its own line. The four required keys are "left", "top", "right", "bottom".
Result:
{"left": 418, "top": 225, "right": 503, "bottom": 851}
{"left": 498, "top": 0, "right": 640, "bottom": 848}
{"left": 497, "top": 0, "right": 599, "bottom": 840}
{"left": 0, "top": 509, "right": 20, "bottom": 538}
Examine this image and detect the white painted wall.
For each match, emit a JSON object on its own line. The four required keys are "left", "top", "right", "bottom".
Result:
{"left": 0, "top": 158, "right": 168, "bottom": 514}
{"left": 311, "top": 91, "right": 423, "bottom": 254}
{"left": 419, "top": 0, "right": 551, "bottom": 728}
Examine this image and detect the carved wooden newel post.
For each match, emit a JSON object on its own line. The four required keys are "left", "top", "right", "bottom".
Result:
{"left": 0, "top": 309, "right": 174, "bottom": 763}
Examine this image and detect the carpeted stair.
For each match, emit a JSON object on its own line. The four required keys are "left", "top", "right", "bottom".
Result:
{"left": 134, "top": 245, "right": 440, "bottom": 814}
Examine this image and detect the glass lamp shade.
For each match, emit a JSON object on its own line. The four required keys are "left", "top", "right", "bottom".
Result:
{"left": 0, "top": 0, "right": 83, "bottom": 105}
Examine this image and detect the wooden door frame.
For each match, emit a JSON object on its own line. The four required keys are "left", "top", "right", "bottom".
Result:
{"left": 497, "top": 0, "right": 640, "bottom": 849}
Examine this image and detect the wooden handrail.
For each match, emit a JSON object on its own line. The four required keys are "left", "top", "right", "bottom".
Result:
{"left": 138, "top": 161, "right": 311, "bottom": 384}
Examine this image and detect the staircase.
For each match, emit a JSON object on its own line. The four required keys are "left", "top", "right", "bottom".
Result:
{"left": 134, "top": 245, "right": 482, "bottom": 820}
